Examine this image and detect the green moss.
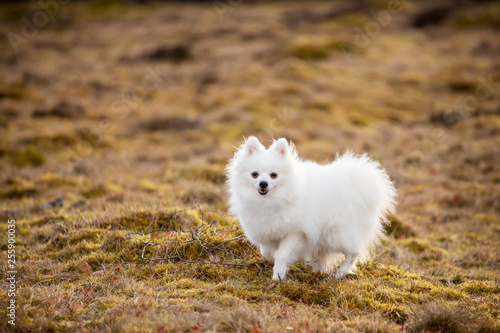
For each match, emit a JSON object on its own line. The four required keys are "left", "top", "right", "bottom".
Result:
{"left": 25, "top": 215, "right": 66, "bottom": 228}
{"left": 4, "top": 176, "right": 32, "bottom": 186}
{"left": 183, "top": 164, "right": 226, "bottom": 185}
{"left": 0, "top": 84, "right": 38, "bottom": 100}
{"left": 374, "top": 302, "right": 407, "bottom": 324}
{"left": 449, "top": 80, "right": 476, "bottom": 92}
{"left": 138, "top": 179, "right": 160, "bottom": 192}
{"left": 400, "top": 238, "right": 430, "bottom": 253}
{"left": 79, "top": 252, "right": 120, "bottom": 267}
{"left": 460, "top": 281, "right": 499, "bottom": 295}
{"left": 348, "top": 112, "right": 377, "bottom": 126}
{"left": 80, "top": 183, "right": 121, "bottom": 198}
{"left": 26, "top": 132, "right": 80, "bottom": 152}
{"left": 473, "top": 214, "right": 499, "bottom": 225}
{"left": 0, "top": 2, "right": 32, "bottom": 21}
{"left": 69, "top": 229, "right": 106, "bottom": 245}
{"left": 277, "top": 280, "right": 335, "bottom": 306}
{"left": 163, "top": 164, "right": 226, "bottom": 185}
{"left": 12, "top": 146, "right": 45, "bottom": 167}
{"left": 101, "top": 232, "right": 128, "bottom": 251}
{"left": 109, "top": 210, "right": 191, "bottom": 231}
{"left": 37, "top": 228, "right": 108, "bottom": 260}
{"left": 450, "top": 4, "right": 500, "bottom": 29}
{"left": 81, "top": 185, "right": 108, "bottom": 198}
{"left": 40, "top": 173, "right": 84, "bottom": 187}
{"left": 288, "top": 36, "right": 342, "bottom": 60}
{"left": 78, "top": 0, "right": 128, "bottom": 19}
{"left": 1, "top": 186, "right": 39, "bottom": 199}
{"left": 385, "top": 214, "right": 417, "bottom": 238}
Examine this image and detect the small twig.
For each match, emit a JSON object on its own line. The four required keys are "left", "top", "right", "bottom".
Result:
{"left": 372, "top": 250, "right": 389, "bottom": 265}
{"left": 126, "top": 203, "right": 271, "bottom": 274}
{"left": 80, "top": 282, "right": 93, "bottom": 301}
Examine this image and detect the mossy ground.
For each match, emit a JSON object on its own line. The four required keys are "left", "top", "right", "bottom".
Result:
{"left": 1, "top": 0, "right": 499, "bottom": 332}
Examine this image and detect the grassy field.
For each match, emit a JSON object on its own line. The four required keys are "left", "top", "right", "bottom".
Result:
{"left": 0, "top": 0, "right": 499, "bottom": 332}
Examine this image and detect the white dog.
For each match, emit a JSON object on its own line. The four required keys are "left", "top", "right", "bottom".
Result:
{"left": 226, "top": 137, "right": 397, "bottom": 280}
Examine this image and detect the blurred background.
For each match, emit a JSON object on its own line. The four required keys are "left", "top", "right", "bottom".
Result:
{"left": 0, "top": 0, "right": 499, "bottom": 215}
{"left": 1, "top": 1, "right": 499, "bottom": 331}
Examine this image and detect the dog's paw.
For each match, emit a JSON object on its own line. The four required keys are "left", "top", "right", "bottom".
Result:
{"left": 272, "top": 265, "right": 288, "bottom": 280}
{"left": 335, "top": 270, "right": 355, "bottom": 280}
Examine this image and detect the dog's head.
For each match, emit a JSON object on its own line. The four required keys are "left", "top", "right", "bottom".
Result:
{"left": 228, "top": 137, "right": 297, "bottom": 199}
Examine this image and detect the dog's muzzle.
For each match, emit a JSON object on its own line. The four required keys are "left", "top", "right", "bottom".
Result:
{"left": 258, "top": 181, "right": 269, "bottom": 195}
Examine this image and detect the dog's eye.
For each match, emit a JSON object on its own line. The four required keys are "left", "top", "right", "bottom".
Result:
{"left": 251, "top": 172, "right": 259, "bottom": 179}
{"left": 270, "top": 172, "right": 278, "bottom": 179}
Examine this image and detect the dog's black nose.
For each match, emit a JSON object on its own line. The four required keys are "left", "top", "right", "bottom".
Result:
{"left": 259, "top": 181, "right": 268, "bottom": 189}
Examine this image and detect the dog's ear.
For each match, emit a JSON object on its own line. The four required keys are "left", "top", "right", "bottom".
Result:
{"left": 270, "top": 138, "right": 289, "bottom": 157}
{"left": 245, "top": 137, "right": 264, "bottom": 156}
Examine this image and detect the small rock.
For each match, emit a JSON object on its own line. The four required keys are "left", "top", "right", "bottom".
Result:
{"left": 137, "top": 116, "right": 202, "bottom": 132}
{"left": 78, "top": 262, "right": 92, "bottom": 272}
{"left": 32, "top": 101, "right": 85, "bottom": 119}
{"left": 44, "top": 198, "right": 63, "bottom": 209}
{"left": 411, "top": 5, "right": 452, "bottom": 28}
{"left": 142, "top": 44, "right": 191, "bottom": 63}
{"left": 1, "top": 209, "right": 19, "bottom": 220}
{"left": 70, "top": 200, "right": 86, "bottom": 209}
{"left": 70, "top": 300, "right": 84, "bottom": 311}
{"left": 92, "top": 270, "right": 105, "bottom": 276}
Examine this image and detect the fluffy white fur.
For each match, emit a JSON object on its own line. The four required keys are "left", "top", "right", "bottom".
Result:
{"left": 226, "top": 137, "right": 397, "bottom": 280}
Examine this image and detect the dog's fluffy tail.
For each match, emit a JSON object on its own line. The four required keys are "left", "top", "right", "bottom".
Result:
{"left": 333, "top": 151, "right": 397, "bottom": 261}
{"left": 335, "top": 151, "right": 397, "bottom": 220}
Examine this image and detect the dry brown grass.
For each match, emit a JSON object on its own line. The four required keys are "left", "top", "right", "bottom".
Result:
{"left": 0, "top": 0, "right": 499, "bottom": 332}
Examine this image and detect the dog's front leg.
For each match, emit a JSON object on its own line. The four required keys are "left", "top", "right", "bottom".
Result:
{"left": 272, "top": 232, "right": 306, "bottom": 280}
{"left": 260, "top": 243, "right": 278, "bottom": 262}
